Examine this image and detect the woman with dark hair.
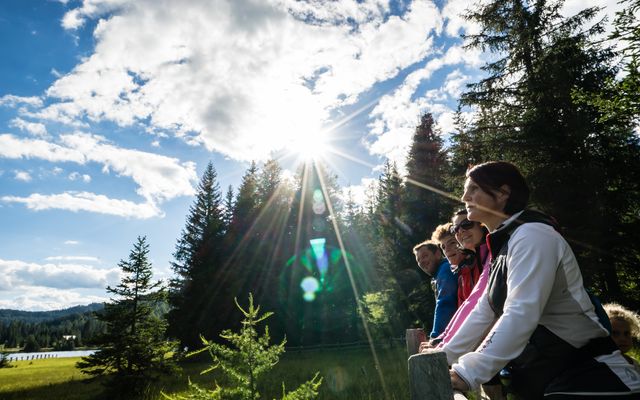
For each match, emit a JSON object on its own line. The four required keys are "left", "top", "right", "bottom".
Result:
{"left": 450, "top": 209, "right": 487, "bottom": 307}
{"left": 442, "top": 161, "right": 640, "bottom": 399}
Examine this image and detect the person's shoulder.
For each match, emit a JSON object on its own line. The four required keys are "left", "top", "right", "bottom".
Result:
{"left": 510, "top": 221, "right": 566, "bottom": 251}
{"left": 436, "top": 259, "right": 453, "bottom": 276}
{"left": 511, "top": 221, "right": 558, "bottom": 239}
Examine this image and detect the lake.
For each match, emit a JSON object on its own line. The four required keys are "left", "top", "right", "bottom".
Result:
{"left": 6, "top": 349, "right": 97, "bottom": 361}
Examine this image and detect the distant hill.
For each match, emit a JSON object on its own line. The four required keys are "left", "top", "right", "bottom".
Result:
{"left": 0, "top": 303, "right": 104, "bottom": 324}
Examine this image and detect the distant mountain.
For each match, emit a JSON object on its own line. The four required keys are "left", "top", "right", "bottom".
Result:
{"left": 0, "top": 303, "right": 104, "bottom": 324}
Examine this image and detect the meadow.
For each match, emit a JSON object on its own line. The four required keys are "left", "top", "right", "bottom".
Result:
{"left": 0, "top": 344, "right": 410, "bottom": 400}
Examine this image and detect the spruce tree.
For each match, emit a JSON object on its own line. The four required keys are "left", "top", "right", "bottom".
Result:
{"left": 77, "top": 236, "right": 176, "bottom": 398}
{"left": 163, "top": 294, "right": 321, "bottom": 400}
{"left": 404, "top": 112, "right": 454, "bottom": 242}
{"left": 222, "top": 185, "right": 235, "bottom": 232}
{"left": 168, "top": 162, "right": 226, "bottom": 349}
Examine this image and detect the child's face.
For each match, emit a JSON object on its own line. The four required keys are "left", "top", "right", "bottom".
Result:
{"left": 611, "top": 318, "right": 633, "bottom": 354}
{"left": 439, "top": 235, "right": 465, "bottom": 266}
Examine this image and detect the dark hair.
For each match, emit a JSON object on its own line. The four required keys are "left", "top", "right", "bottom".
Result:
{"left": 451, "top": 208, "right": 489, "bottom": 237}
{"left": 466, "top": 161, "right": 529, "bottom": 215}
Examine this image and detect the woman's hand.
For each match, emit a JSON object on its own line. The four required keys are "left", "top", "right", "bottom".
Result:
{"left": 450, "top": 370, "right": 470, "bottom": 392}
{"left": 419, "top": 339, "right": 437, "bottom": 353}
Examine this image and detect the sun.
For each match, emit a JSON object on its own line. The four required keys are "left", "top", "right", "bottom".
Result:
{"left": 285, "top": 128, "right": 331, "bottom": 161}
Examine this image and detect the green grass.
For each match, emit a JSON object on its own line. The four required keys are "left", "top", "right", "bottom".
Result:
{"left": 0, "top": 345, "right": 410, "bottom": 400}
{"left": 0, "top": 357, "right": 105, "bottom": 400}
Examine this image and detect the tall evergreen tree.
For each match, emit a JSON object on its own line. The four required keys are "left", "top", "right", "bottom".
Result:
{"left": 223, "top": 184, "right": 235, "bottom": 232}
{"left": 167, "top": 162, "right": 226, "bottom": 348}
{"left": 77, "top": 236, "right": 176, "bottom": 398}
{"left": 228, "top": 161, "right": 260, "bottom": 241}
{"left": 454, "top": 0, "right": 640, "bottom": 302}
{"left": 404, "top": 112, "right": 455, "bottom": 243}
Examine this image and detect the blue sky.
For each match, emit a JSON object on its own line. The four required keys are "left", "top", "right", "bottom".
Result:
{"left": 0, "top": 0, "right": 620, "bottom": 310}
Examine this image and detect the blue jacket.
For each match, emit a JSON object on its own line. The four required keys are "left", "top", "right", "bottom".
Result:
{"left": 430, "top": 259, "right": 457, "bottom": 338}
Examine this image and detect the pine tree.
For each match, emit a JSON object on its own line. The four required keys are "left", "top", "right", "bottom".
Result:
{"left": 0, "top": 351, "right": 11, "bottom": 369}
{"left": 163, "top": 294, "right": 321, "bottom": 400}
{"left": 223, "top": 185, "right": 235, "bottom": 232}
{"left": 229, "top": 162, "right": 259, "bottom": 240}
{"left": 167, "top": 162, "right": 226, "bottom": 349}
{"left": 404, "top": 113, "right": 454, "bottom": 242}
{"left": 77, "top": 236, "right": 177, "bottom": 398}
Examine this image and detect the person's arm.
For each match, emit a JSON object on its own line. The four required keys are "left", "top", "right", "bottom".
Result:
{"left": 451, "top": 224, "right": 562, "bottom": 389}
{"left": 441, "top": 285, "right": 496, "bottom": 363}
{"left": 430, "top": 261, "right": 458, "bottom": 338}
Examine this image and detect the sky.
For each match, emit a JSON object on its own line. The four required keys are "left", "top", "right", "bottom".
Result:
{"left": 0, "top": 0, "right": 623, "bottom": 311}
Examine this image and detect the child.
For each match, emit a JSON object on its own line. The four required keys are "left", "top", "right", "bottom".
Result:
{"left": 604, "top": 303, "right": 640, "bottom": 372}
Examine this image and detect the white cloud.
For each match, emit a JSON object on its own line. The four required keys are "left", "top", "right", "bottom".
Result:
{"left": 442, "top": 69, "right": 469, "bottom": 98}
{"left": 1, "top": 191, "right": 162, "bottom": 219}
{"left": 0, "top": 134, "right": 85, "bottom": 163}
{"left": 0, "top": 132, "right": 196, "bottom": 209}
{"left": 441, "top": 0, "right": 484, "bottom": 37}
{"left": 14, "top": 170, "right": 32, "bottom": 182}
{"left": 10, "top": 118, "right": 48, "bottom": 137}
{"left": 69, "top": 171, "right": 92, "bottom": 182}
{"left": 0, "top": 287, "right": 109, "bottom": 311}
{"left": 0, "top": 258, "right": 120, "bottom": 290}
{"left": 64, "top": 240, "right": 80, "bottom": 245}
{"left": 44, "top": 255, "right": 100, "bottom": 262}
{"left": 340, "top": 177, "right": 378, "bottom": 208}
{"left": 283, "top": 0, "right": 391, "bottom": 25}
{"left": 365, "top": 44, "right": 481, "bottom": 170}
{"left": 0, "top": 95, "right": 43, "bottom": 108}
{"left": 61, "top": 0, "right": 130, "bottom": 30}
{"left": 37, "top": 0, "right": 444, "bottom": 161}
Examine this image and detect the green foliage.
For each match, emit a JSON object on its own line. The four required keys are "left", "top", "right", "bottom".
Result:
{"left": 164, "top": 294, "right": 322, "bottom": 400}
{"left": 77, "top": 236, "right": 178, "bottom": 398}
{"left": 22, "top": 334, "right": 40, "bottom": 352}
{"left": 359, "top": 290, "right": 414, "bottom": 338}
{"left": 0, "top": 348, "right": 12, "bottom": 369}
{"left": 0, "top": 304, "right": 106, "bottom": 349}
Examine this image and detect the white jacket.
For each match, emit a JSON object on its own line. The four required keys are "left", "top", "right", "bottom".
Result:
{"left": 443, "top": 212, "right": 609, "bottom": 390}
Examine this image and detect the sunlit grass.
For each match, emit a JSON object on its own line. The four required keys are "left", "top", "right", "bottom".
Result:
{"left": 0, "top": 346, "right": 410, "bottom": 400}
{"left": 0, "top": 357, "right": 102, "bottom": 400}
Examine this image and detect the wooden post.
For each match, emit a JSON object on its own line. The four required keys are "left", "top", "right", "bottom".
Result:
{"left": 408, "top": 352, "right": 452, "bottom": 399}
{"left": 406, "top": 328, "right": 426, "bottom": 357}
{"left": 408, "top": 351, "right": 469, "bottom": 400}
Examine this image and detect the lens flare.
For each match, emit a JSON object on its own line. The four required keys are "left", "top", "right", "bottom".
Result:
{"left": 300, "top": 276, "right": 320, "bottom": 302}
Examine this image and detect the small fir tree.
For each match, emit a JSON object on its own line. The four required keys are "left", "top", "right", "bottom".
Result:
{"left": 0, "top": 346, "right": 12, "bottom": 369}
{"left": 163, "top": 294, "right": 321, "bottom": 400}
{"left": 77, "top": 236, "right": 177, "bottom": 398}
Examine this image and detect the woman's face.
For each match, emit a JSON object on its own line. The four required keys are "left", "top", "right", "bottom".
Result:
{"left": 451, "top": 214, "right": 484, "bottom": 250}
{"left": 461, "top": 178, "right": 508, "bottom": 226}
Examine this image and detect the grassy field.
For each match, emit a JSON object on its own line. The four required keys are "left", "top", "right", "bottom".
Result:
{"left": 0, "top": 344, "right": 410, "bottom": 400}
